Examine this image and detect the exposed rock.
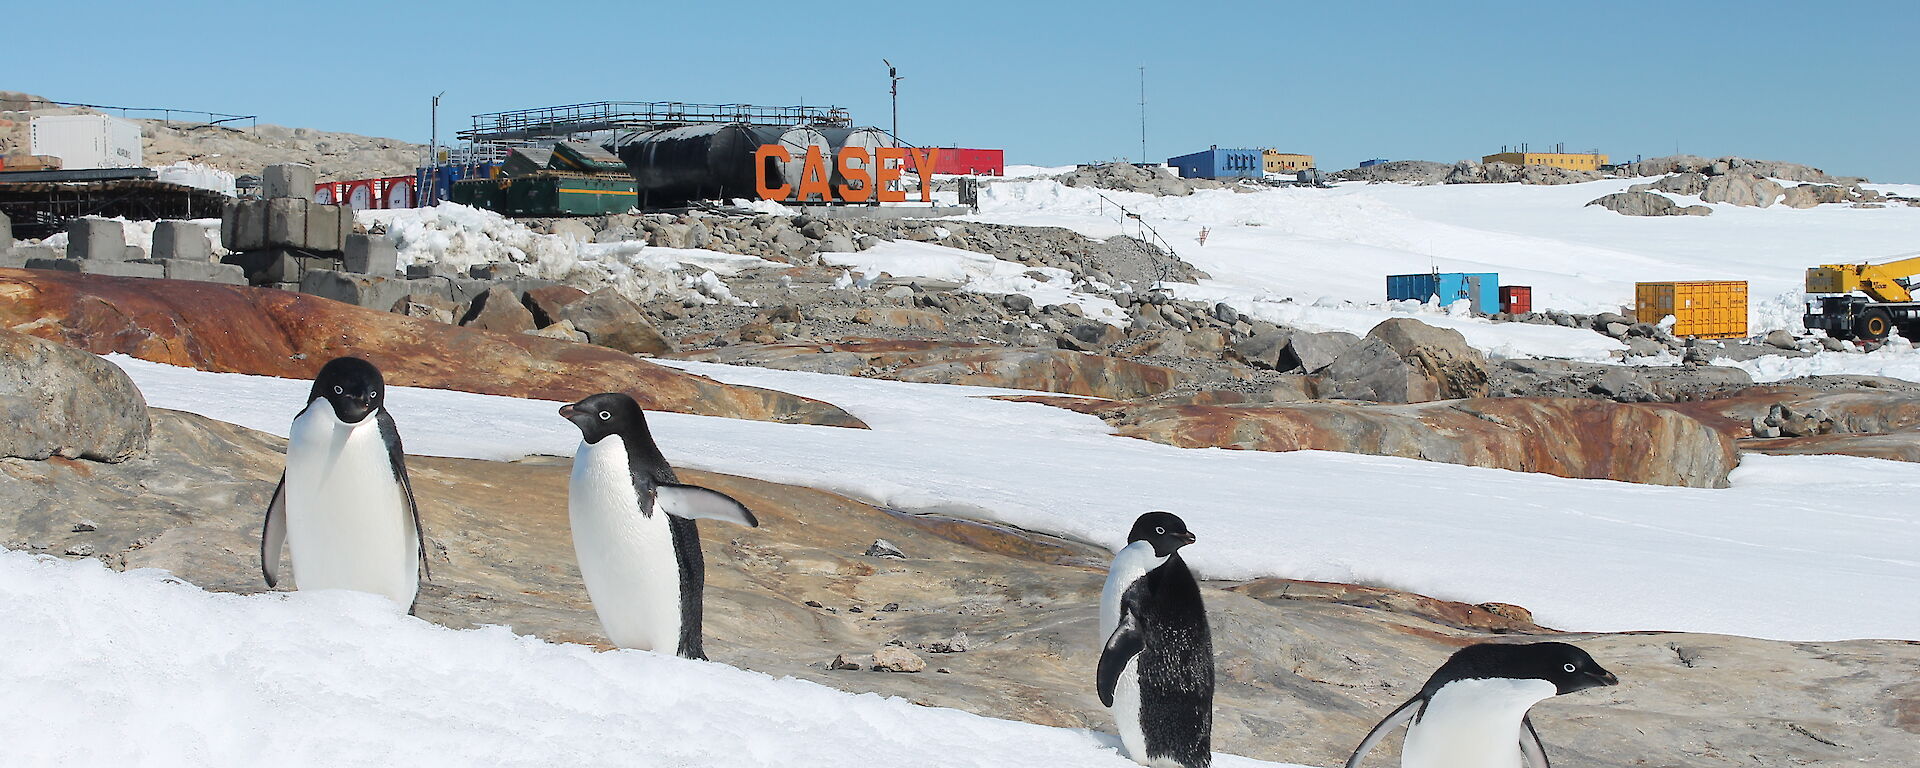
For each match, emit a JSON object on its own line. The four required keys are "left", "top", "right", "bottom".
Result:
{"left": 0, "top": 269, "right": 860, "bottom": 427}
{"left": 925, "top": 633, "right": 970, "bottom": 653}
{"left": 865, "top": 539, "right": 906, "bottom": 559}
{"left": 390, "top": 293, "right": 459, "bottom": 325}
{"left": 1025, "top": 394, "right": 1736, "bottom": 487}
{"left": 521, "top": 285, "right": 589, "bottom": 327}
{"left": 1320, "top": 319, "right": 1489, "bottom": 403}
{"left": 1230, "top": 332, "right": 1290, "bottom": 370}
{"left": 0, "top": 329, "right": 150, "bottom": 462}
{"left": 1279, "top": 330, "right": 1361, "bottom": 374}
{"left": 459, "top": 285, "right": 537, "bottom": 334}
{"left": 852, "top": 307, "right": 948, "bottom": 332}
{"left": 1620, "top": 154, "right": 1850, "bottom": 184}
{"left": 1765, "top": 330, "right": 1798, "bottom": 349}
{"left": 1782, "top": 184, "right": 1851, "bottom": 209}
{"left": 526, "top": 320, "right": 588, "bottom": 343}
{"left": 1588, "top": 191, "right": 1698, "bottom": 217}
{"left": 1049, "top": 162, "right": 1223, "bottom": 197}
{"left": 1700, "top": 173, "right": 1785, "bottom": 208}
{"left": 871, "top": 647, "right": 927, "bottom": 673}
{"left": 1493, "top": 360, "right": 1752, "bottom": 403}
{"left": 557, "top": 288, "right": 676, "bottom": 356}
{"left": 674, "top": 339, "right": 1181, "bottom": 400}
{"left": 1331, "top": 160, "right": 1452, "bottom": 185}
{"left": 828, "top": 654, "right": 871, "bottom": 671}
{"left": 1647, "top": 172, "right": 1708, "bottom": 196}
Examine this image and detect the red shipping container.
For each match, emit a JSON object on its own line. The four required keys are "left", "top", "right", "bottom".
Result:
{"left": 903, "top": 148, "right": 1004, "bottom": 177}
{"left": 1499, "top": 285, "right": 1533, "bottom": 314}
{"left": 313, "top": 181, "right": 341, "bottom": 205}
{"left": 382, "top": 176, "right": 415, "bottom": 209}
{"left": 340, "top": 179, "right": 378, "bottom": 210}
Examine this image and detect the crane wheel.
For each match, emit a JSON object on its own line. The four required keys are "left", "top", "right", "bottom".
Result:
{"left": 1854, "top": 308, "right": 1893, "bottom": 341}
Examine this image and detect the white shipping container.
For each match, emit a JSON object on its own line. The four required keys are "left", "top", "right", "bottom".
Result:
{"left": 29, "top": 115, "right": 143, "bottom": 170}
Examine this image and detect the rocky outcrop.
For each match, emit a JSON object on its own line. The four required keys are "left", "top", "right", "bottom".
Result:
{"left": 1048, "top": 162, "right": 1229, "bottom": 197}
{"left": 1029, "top": 395, "right": 1736, "bottom": 487}
{"left": 1450, "top": 161, "right": 1604, "bottom": 186}
{"left": 0, "top": 269, "right": 861, "bottom": 427}
{"left": 1330, "top": 160, "right": 1452, "bottom": 185}
{"left": 674, "top": 339, "right": 1182, "bottom": 400}
{"left": 5, "top": 406, "right": 1912, "bottom": 768}
{"left": 1700, "top": 173, "right": 1785, "bottom": 207}
{"left": 1587, "top": 191, "right": 1711, "bottom": 217}
{"left": 1320, "top": 318, "right": 1489, "bottom": 403}
{"left": 555, "top": 288, "right": 674, "bottom": 355}
{"left": 0, "top": 329, "right": 150, "bottom": 462}
{"left": 1780, "top": 184, "right": 1870, "bottom": 209}
{"left": 1620, "top": 154, "right": 1853, "bottom": 184}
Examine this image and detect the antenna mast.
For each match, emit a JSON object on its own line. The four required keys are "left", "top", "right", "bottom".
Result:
{"left": 1138, "top": 66, "right": 1147, "bottom": 164}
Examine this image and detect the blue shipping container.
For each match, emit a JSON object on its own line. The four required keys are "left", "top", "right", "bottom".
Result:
{"left": 1359, "top": 158, "right": 1390, "bottom": 168}
{"left": 1387, "top": 272, "right": 1500, "bottom": 314}
{"left": 418, "top": 162, "right": 502, "bottom": 206}
{"left": 1166, "top": 148, "right": 1264, "bottom": 180}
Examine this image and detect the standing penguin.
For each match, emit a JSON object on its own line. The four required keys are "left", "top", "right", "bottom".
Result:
{"left": 1098, "top": 511, "right": 1213, "bottom": 768}
{"left": 1345, "top": 641, "right": 1619, "bottom": 768}
{"left": 261, "top": 356, "right": 429, "bottom": 611}
{"left": 560, "top": 392, "right": 759, "bottom": 659}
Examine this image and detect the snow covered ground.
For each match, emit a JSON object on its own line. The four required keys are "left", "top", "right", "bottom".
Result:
{"left": 360, "top": 204, "right": 777, "bottom": 306}
{"left": 111, "top": 356, "right": 1920, "bottom": 643}
{"left": 0, "top": 550, "right": 1299, "bottom": 768}
{"left": 956, "top": 176, "right": 1920, "bottom": 366}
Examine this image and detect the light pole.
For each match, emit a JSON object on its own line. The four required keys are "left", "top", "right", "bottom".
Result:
{"left": 429, "top": 91, "right": 445, "bottom": 203}
{"left": 883, "top": 59, "right": 902, "bottom": 144}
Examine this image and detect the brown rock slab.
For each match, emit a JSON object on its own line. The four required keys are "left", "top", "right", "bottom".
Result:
{"left": 852, "top": 307, "right": 948, "bottom": 331}
{"left": 0, "top": 328, "right": 150, "bottom": 462}
{"left": 0, "top": 268, "right": 861, "bottom": 427}
{"left": 459, "top": 284, "right": 537, "bottom": 334}
{"left": 522, "top": 284, "right": 588, "bottom": 327}
{"left": 557, "top": 288, "right": 675, "bottom": 355}
{"left": 872, "top": 646, "right": 927, "bottom": 673}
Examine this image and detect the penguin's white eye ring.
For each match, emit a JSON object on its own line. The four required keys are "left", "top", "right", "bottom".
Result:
{"left": 598, "top": 411, "right": 611, "bottom": 420}
{"left": 1155, "top": 526, "right": 1166, "bottom": 535}
{"left": 332, "top": 385, "right": 343, "bottom": 394}
{"left": 368, "top": 390, "right": 378, "bottom": 400}
{"left": 1563, "top": 663, "right": 1577, "bottom": 673}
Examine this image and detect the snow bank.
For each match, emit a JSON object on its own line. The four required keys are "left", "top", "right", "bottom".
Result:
{"left": 0, "top": 550, "right": 1297, "bottom": 768}
{"left": 110, "top": 356, "right": 1920, "bottom": 642}
{"left": 820, "top": 240, "right": 1128, "bottom": 325}
{"left": 152, "top": 160, "right": 237, "bottom": 196}
{"left": 360, "top": 204, "right": 778, "bottom": 305}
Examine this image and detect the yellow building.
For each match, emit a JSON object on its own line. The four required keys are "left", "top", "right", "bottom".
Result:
{"left": 1480, "top": 151, "right": 1608, "bottom": 170}
{"left": 1262, "top": 150, "right": 1314, "bottom": 173}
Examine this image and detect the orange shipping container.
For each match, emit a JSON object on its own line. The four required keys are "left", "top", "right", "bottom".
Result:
{"left": 1634, "top": 281, "right": 1747, "bottom": 339}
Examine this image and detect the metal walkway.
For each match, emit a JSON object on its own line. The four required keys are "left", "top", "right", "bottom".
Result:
{"left": 460, "top": 101, "right": 852, "bottom": 143}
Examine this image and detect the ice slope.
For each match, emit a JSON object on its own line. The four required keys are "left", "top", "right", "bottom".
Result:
{"left": 961, "top": 177, "right": 1920, "bottom": 359}
{"left": 0, "top": 550, "right": 1299, "bottom": 768}
{"left": 111, "top": 357, "right": 1920, "bottom": 642}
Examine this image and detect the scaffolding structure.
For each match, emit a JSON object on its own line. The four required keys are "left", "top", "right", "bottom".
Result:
{"left": 459, "top": 101, "right": 852, "bottom": 146}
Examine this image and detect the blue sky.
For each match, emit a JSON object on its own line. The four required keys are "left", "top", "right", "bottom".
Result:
{"left": 12, "top": 1, "right": 1917, "bottom": 180}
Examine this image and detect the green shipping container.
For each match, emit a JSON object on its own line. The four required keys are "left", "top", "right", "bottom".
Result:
{"left": 450, "top": 178, "right": 505, "bottom": 210}
{"left": 501, "top": 174, "right": 637, "bottom": 217}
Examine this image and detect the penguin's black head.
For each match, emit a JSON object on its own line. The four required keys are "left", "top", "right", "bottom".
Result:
{"left": 560, "top": 392, "right": 649, "bottom": 444}
{"left": 1127, "top": 511, "right": 1196, "bottom": 557}
{"left": 1429, "top": 641, "right": 1619, "bottom": 696}
{"left": 310, "top": 357, "right": 385, "bottom": 424}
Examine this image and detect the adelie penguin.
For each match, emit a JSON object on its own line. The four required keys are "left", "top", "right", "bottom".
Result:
{"left": 261, "top": 357, "right": 430, "bottom": 611}
{"left": 560, "top": 392, "right": 760, "bottom": 659}
{"left": 1098, "top": 511, "right": 1213, "bottom": 768}
{"left": 1345, "top": 641, "right": 1619, "bottom": 768}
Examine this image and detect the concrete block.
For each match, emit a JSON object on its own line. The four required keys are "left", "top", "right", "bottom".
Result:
{"left": 399, "top": 278, "right": 457, "bottom": 303}
{"left": 343, "top": 234, "right": 398, "bottom": 276}
{"left": 230, "top": 199, "right": 267, "bottom": 252}
{"left": 26, "top": 257, "right": 82, "bottom": 272}
{"left": 0, "top": 249, "right": 22, "bottom": 269}
{"left": 220, "top": 201, "right": 238, "bottom": 252}
{"left": 80, "top": 260, "right": 165, "bottom": 279}
{"left": 223, "top": 249, "right": 303, "bottom": 285}
{"left": 304, "top": 204, "right": 344, "bottom": 253}
{"left": 469, "top": 262, "right": 522, "bottom": 280}
{"left": 67, "top": 218, "right": 126, "bottom": 261}
{"left": 269, "top": 282, "right": 301, "bottom": 292}
{"left": 0, "top": 211, "right": 11, "bottom": 252}
{"left": 300, "top": 269, "right": 415, "bottom": 311}
{"left": 405, "top": 262, "right": 462, "bottom": 279}
{"left": 162, "top": 259, "right": 247, "bottom": 285}
{"left": 123, "top": 245, "right": 146, "bottom": 261}
{"left": 337, "top": 205, "right": 354, "bottom": 247}
{"left": 263, "top": 163, "right": 317, "bottom": 200}
{"left": 266, "top": 198, "right": 308, "bottom": 249}
{"left": 152, "top": 221, "right": 212, "bottom": 261}
{"left": 11, "top": 244, "right": 58, "bottom": 263}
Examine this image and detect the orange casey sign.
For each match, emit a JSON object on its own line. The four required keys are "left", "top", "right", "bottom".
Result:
{"left": 754, "top": 145, "right": 942, "bottom": 203}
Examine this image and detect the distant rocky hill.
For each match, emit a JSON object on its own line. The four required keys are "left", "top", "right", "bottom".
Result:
{"left": 0, "top": 89, "right": 424, "bottom": 181}
{"left": 1333, "top": 154, "right": 1860, "bottom": 186}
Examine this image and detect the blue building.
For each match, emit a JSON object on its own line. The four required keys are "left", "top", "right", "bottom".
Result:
{"left": 1387, "top": 272, "right": 1500, "bottom": 314}
{"left": 1166, "top": 147, "right": 1264, "bottom": 180}
{"left": 1359, "top": 158, "right": 1390, "bottom": 168}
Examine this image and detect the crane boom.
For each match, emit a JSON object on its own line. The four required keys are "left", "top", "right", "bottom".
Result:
{"left": 1806, "top": 251, "right": 1920, "bottom": 303}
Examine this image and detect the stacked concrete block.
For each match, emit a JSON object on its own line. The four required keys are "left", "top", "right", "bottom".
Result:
{"left": 344, "top": 234, "right": 398, "bottom": 276}
{"left": 304, "top": 204, "right": 350, "bottom": 253}
{"left": 67, "top": 218, "right": 127, "bottom": 261}
{"left": 227, "top": 199, "right": 268, "bottom": 252}
{"left": 266, "top": 198, "right": 307, "bottom": 248}
{"left": 263, "top": 164, "right": 317, "bottom": 201}
{"left": 300, "top": 270, "right": 416, "bottom": 311}
{"left": 1, "top": 211, "right": 12, "bottom": 254}
{"left": 159, "top": 259, "right": 246, "bottom": 285}
{"left": 152, "top": 221, "right": 212, "bottom": 261}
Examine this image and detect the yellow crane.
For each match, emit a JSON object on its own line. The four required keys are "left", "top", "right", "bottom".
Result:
{"left": 1804, "top": 251, "right": 1920, "bottom": 340}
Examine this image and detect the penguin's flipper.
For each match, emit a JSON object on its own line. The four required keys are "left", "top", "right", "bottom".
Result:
{"left": 378, "top": 409, "right": 431, "bottom": 583}
{"left": 1095, "top": 605, "right": 1144, "bottom": 707}
{"left": 261, "top": 474, "right": 287, "bottom": 587}
{"left": 1344, "top": 696, "right": 1423, "bottom": 768}
{"left": 1520, "top": 715, "right": 1552, "bottom": 768}
{"left": 656, "top": 482, "right": 760, "bottom": 528}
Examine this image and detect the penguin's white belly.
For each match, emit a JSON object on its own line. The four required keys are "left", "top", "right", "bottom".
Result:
{"left": 569, "top": 437, "right": 683, "bottom": 653}
{"left": 283, "top": 406, "right": 418, "bottom": 608}
{"left": 1401, "top": 679, "right": 1557, "bottom": 768}
{"left": 1111, "top": 658, "right": 1152, "bottom": 764}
